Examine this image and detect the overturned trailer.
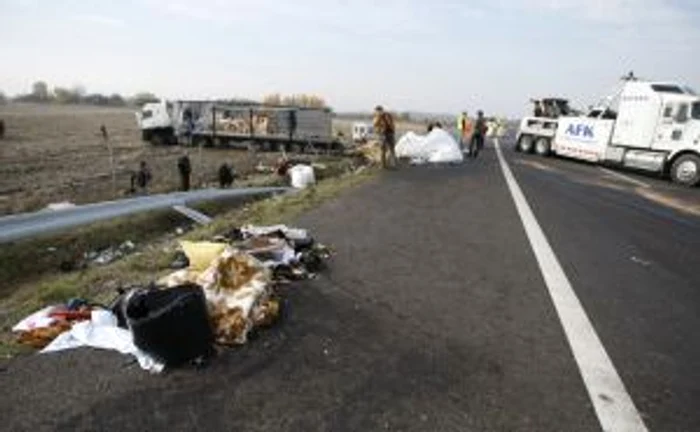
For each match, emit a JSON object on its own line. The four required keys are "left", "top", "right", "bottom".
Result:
{"left": 136, "top": 100, "right": 342, "bottom": 153}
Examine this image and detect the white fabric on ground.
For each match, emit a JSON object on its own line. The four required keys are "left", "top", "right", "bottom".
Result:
{"left": 41, "top": 313, "right": 164, "bottom": 373}
{"left": 241, "top": 224, "right": 309, "bottom": 241}
{"left": 12, "top": 306, "right": 59, "bottom": 332}
{"left": 396, "top": 129, "right": 464, "bottom": 164}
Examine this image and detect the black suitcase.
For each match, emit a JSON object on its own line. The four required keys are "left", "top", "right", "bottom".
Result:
{"left": 125, "top": 284, "right": 214, "bottom": 367}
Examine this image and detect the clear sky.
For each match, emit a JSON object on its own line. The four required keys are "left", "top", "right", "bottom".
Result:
{"left": 1, "top": 0, "right": 699, "bottom": 117}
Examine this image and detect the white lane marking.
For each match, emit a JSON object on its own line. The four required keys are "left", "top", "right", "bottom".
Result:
{"left": 494, "top": 139, "right": 648, "bottom": 432}
{"left": 599, "top": 167, "right": 651, "bottom": 189}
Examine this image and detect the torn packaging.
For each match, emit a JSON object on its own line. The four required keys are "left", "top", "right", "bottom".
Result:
{"left": 197, "top": 248, "right": 274, "bottom": 345}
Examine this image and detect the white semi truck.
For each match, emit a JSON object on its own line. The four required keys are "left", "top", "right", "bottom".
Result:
{"left": 136, "top": 100, "right": 342, "bottom": 153}
{"left": 516, "top": 77, "right": 700, "bottom": 186}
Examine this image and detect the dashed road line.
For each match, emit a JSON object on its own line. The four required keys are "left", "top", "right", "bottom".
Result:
{"left": 599, "top": 167, "right": 652, "bottom": 189}
{"left": 494, "top": 139, "right": 648, "bottom": 432}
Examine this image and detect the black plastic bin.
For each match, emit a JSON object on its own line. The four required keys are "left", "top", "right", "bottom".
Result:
{"left": 125, "top": 284, "right": 214, "bottom": 367}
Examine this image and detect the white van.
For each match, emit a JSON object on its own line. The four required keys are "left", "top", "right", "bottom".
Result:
{"left": 352, "top": 122, "right": 375, "bottom": 143}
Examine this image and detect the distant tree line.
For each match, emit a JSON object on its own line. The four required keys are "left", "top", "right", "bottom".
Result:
{"left": 4, "top": 81, "right": 159, "bottom": 107}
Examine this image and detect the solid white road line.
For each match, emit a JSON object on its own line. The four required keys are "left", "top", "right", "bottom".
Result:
{"left": 494, "top": 139, "right": 648, "bottom": 432}
{"left": 598, "top": 167, "right": 652, "bottom": 189}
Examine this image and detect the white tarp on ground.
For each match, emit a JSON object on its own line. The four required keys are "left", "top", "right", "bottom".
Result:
{"left": 41, "top": 312, "right": 165, "bottom": 373}
{"left": 395, "top": 129, "right": 464, "bottom": 164}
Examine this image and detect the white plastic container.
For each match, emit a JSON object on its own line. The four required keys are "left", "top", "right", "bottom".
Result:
{"left": 289, "top": 165, "right": 316, "bottom": 189}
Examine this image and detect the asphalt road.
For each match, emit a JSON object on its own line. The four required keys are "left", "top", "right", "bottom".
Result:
{"left": 1, "top": 139, "right": 698, "bottom": 431}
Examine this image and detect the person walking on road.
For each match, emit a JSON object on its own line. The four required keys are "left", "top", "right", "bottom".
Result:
{"left": 373, "top": 105, "right": 397, "bottom": 169}
{"left": 469, "top": 110, "right": 487, "bottom": 159}
{"left": 177, "top": 152, "right": 192, "bottom": 191}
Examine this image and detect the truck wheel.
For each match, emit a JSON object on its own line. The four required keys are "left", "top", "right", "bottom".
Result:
{"left": 535, "top": 137, "right": 551, "bottom": 156}
{"left": 248, "top": 141, "right": 262, "bottom": 152}
{"left": 518, "top": 135, "right": 534, "bottom": 153}
{"left": 151, "top": 133, "right": 164, "bottom": 146}
{"left": 670, "top": 154, "right": 700, "bottom": 186}
{"left": 291, "top": 143, "right": 304, "bottom": 154}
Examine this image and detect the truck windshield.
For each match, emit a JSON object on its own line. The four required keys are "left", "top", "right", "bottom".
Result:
{"left": 692, "top": 102, "right": 700, "bottom": 120}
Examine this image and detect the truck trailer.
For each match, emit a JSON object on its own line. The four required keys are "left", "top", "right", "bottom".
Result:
{"left": 136, "top": 100, "right": 342, "bottom": 153}
{"left": 516, "top": 77, "right": 700, "bottom": 186}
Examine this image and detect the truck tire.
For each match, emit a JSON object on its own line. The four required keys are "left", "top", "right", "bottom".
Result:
{"left": 248, "top": 141, "right": 262, "bottom": 152}
{"left": 535, "top": 137, "right": 551, "bottom": 156}
{"left": 670, "top": 153, "right": 700, "bottom": 186}
{"left": 291, "top": 143, "right": 304, "bottom": 154}
{"left": 151, "top": 133, "right": 164, "bottom": 146}
{"left": 518, "top": 135, "right": 534, "bottom": 153}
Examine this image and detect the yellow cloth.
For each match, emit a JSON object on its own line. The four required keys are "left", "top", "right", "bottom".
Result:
{"left": 179, "top": 241, "right": 227, "bottom": 272}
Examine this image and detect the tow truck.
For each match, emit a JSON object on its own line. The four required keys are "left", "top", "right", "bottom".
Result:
{"left": 516, "top": 75, "right": 700, "bottom": 186}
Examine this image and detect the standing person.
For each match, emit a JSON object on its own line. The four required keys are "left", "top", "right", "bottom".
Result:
{"left": 469, "top": 110, "right": 487, "bottom": 159}
{"left": 458, "top": 112, "right": 473, "bottom": 152}
{"left": 534, "top": 101, "right": 544, "bottom": 117}
{"left": 0, "top": 119, "right": 5, "bottom": 140}
{"left": 373, "top": 105, "right": 397, "bottom": 169}
{"left": 218, "top": 163, "right": 234, "bottom": 188}
{"left": 288, "top": 109, "right": 297, "bottom": 143}
{"left": 177, "top": 152, "right": 192, "bottom": 191}
{"left": 131, "top": 161, "right": 152, "bottom": 194}
{"left": 100, "top": 124, "right": 109, "bottom": 141}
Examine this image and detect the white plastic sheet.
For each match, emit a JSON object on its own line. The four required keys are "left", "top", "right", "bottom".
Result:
{"left": 41, "top": 313, "right": 165, "bottom": 373}
{"left": 289, "top": 164, "right": 316, "bottom": 189}
{"left": 241, "top": 224, "right": 309, "bottom": 241}
{"left": 395, "top": 129, "right": 464, "bottom": 164}
{"left": 12, "top": 306, "right": 59, "bottom": 332}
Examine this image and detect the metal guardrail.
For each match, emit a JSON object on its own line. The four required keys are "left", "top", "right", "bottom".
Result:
{"left": 0, "top": 187, "right": 290, "bottom": 244}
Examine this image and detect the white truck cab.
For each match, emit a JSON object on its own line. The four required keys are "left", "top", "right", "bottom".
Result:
{"left": 517, "top": 78, "right": 700, "bottom": 186}
{"left": 352, "top": 122, "right": 375, "bottom": 143}
{"left": 135, "top": 101, "right": 175, "bottom": 143}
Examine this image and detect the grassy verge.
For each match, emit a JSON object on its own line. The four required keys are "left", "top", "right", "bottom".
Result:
{"left": 0, "top": 164, "right": 376, "bottom": 357}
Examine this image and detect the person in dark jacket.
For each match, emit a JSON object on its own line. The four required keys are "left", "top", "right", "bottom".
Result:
{"left": 218, "top": 163, "right": 235, "bottom": 188}
{"left": 177, "top": 153, "right": 192, "bottom": 191}
{"left": 469, "top": 111, "right": 487, "bottom": 159}
{"left": 0, "top": 119, "right": 5, "bottom": 140}
{"left": 131, "top": 161, "right": 152, "bottom": 194}
{"left": 288, "top": 110, "right": 297, "bottom": 142}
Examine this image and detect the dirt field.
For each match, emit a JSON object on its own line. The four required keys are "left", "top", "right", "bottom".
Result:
{"left": 0, "top": 104, "right": 336, "bottom": 215}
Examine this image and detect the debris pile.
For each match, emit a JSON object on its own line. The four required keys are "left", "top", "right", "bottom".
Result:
{"left": 395, "top": 129, "right": 464, "bottom": 164}
{"left": 12, "top": 224, "right": 330, "bottom": 373}
{"left": 84, "top": 240, "right": 137, "bottom": 266}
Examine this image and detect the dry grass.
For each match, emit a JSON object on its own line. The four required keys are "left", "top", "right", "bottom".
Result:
{"left": 0, "top": 103, "right": 337, "bottom": 215}
{"left": 0, "top": 165, "right": 377, "bottom": 356}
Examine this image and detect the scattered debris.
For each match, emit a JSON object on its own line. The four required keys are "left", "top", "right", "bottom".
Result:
{"left": 85, "top": 240, "right": 137, "bottom": 267}
{"left": 630, "top": 256, "right": 651, "bottom": 267}
{"left": 170, "top": 250, "right": 190, "bottom": 270}
{"left": 46, "top": 201, "right": 76, "bottom": 211}
{"left": 13, "top": 224, "right": 330, "bottom": 373}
